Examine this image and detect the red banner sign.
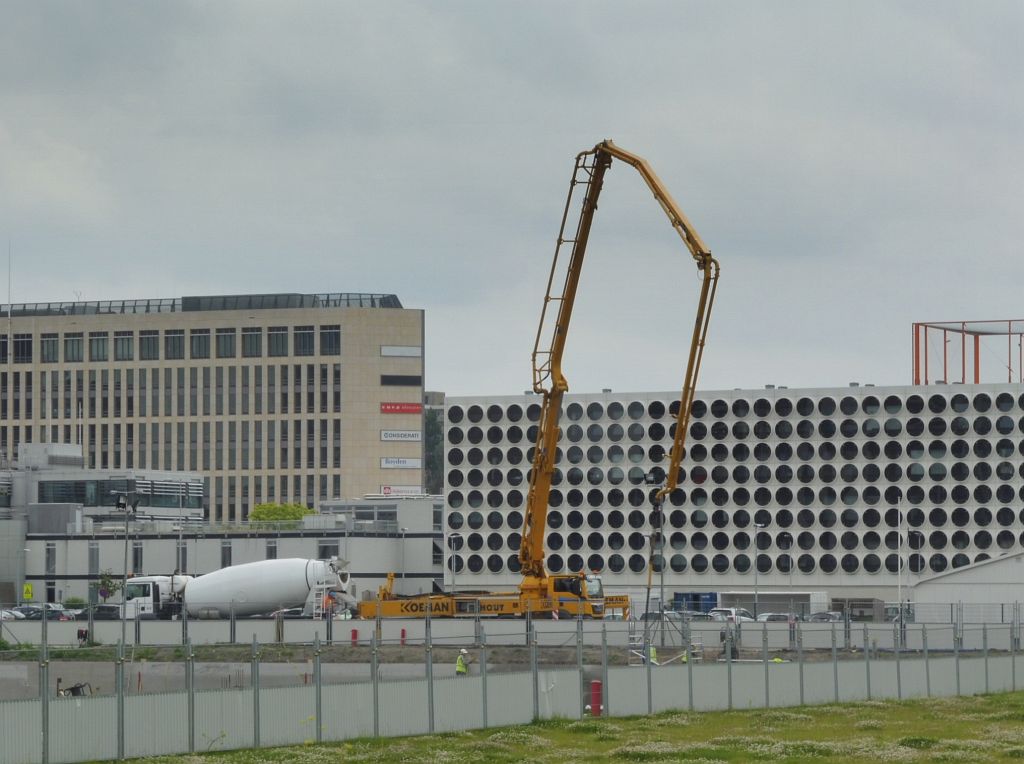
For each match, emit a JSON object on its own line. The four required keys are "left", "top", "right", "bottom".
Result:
{"left": 380, "top": 402, "right": 423, "bottom": 414}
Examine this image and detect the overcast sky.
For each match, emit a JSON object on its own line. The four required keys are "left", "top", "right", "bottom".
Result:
{"left": 2, "top": 2, "right": 1021, "bottom": 397}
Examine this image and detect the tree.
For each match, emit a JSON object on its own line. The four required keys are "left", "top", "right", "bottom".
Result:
{"left": 96, "top": 570, "right": 123, "bottom": 603}
{"left": 423, "top": 407, "right": 443, "bottom": 495}
{"left": 249, "top": 502, "right": 314, "bottom": 524}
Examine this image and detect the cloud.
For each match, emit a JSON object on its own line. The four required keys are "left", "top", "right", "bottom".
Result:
{"left": 0, "top": 2, "right": 1021, "bottom": 391}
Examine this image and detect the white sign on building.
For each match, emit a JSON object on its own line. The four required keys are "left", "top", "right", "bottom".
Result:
{"left": 381, "top": 430, "right": 422, "bottom": 442}
{"left": 380, "top": 485, "right": 424, "bottom": 496}
{"left": 380, "top": 457, "right": 423, "bottom": 469}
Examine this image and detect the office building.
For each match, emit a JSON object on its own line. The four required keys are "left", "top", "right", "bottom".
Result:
{"left": 0, "top": 293, "right": 424, "bottom": 523}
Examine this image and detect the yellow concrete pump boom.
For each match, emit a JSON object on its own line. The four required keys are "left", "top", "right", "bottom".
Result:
{"left": 357, "top": 140, "right": 717, "bottom": 620}
{"left": 522, "top": 140, "right": 721, "bottom": 586}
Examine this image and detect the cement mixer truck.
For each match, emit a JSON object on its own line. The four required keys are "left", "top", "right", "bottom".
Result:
{"left": 121, "top": 558, "right": 353, "bottom": 619}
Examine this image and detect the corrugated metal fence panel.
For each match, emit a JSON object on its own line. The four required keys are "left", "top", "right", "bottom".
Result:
{"left": 378, "top": 678, "right": 430, "bottom": 738}
{"left": 322, "top": 680, "right": 375, "bottom": 741}
{"left": 49, "top": 695, "right": 118, "bottom": 764}
{"left": 606, "top": 666, "right": 647, "bottom": 717}
{"left": 537, "top": 669, "right": 579, "bottom": 720}
{"left": 484, "top": 671, "right": 533, "bottom": 728}
{"left": 433, "top": 675, "right": 483, "bottom": 733}
{"left": 125, "top": 691, "right": 189, "bottom": 758}
{"left": 194, "top": 688, "right": 254, "bottom": 753}
{"left": 0, "top": 698, "right": 43, "bottom": 764}
{"left": 259, "top": 685, "right": 316, "bottom": 748}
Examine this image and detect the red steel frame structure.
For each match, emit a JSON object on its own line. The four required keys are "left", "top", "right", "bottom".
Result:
{"left": 913, "top": 320, "right": 1024, "bottom": 385}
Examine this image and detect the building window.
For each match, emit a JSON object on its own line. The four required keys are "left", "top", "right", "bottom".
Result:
{"left": 268, "top": 326, "right": 288, "bottom": 357}
{"left": 140, "top": 331, "right": 160, "bottom": 360}
{"left": 132, "top": 541, "right": 143, "bottom": 574}
{"left": 164, "top": 330, "right": 184, "bottom": 360}
{"left": 242, "top": 327, "right": 262, "bottom": 357}
{"left": 318, "top": 540, "right": 339, "bottom": 559}
{"left": 114, "top": 331, "right": 134, "bottom": 361}
{"left": 320, "top": 325, "right": 341, "bottom": 355}
{"left": 40, "top": 334, "right": 59, "bottom": 363}
{"left": 294, "top": 326, "right": 314, "bottom": 356}
{"left": 381, "top": 374, "right": 422, "bottom": 386}
{"left": 190, "top": 329, "right": 210, "bottom": 359}
{"left": 89, "top": 332, "right": 109, "bottom": 362}
{"left": 64, "top": 333, "right": 84, "bottom": 362}
{"left": 13, "top": 334, "right": 32, "bottom": 364}
{"left": 216, "top": 328, "right": 236, "bottom": 358}
{"left": 221, "top": 540, "right": 232, "bottom": 568}
{"left": 176, "top": 541, "right": 187, "bottom": 574}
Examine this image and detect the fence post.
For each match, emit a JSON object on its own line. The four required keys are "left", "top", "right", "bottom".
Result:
{"left": 425, "top": 612, "right": 435, "bottom": 734}
{"left": 954, "top": 624, "right": 961, "bottom": 696}
{"left": 576, "top": 616, "right": 585, "bottom": 719}
{"left": 371, "top": 634, "right": 380, "bottom": 737}
{"left": 831, "top": 622, "right": 838, "bottom": 704}
{"left": 1012, "top": 615, "right": 1017, "bottom": 693}
{"left": 762, "top": 623, "right": 769, "bottom": 709}
{"left": 601, "top": 623, "right": 610, "bottom": 717}
{"left": 116, "top": 639, "right": 125, "bottom": 761}
{"left": 922, "top": 624, "right": 930, "bottom": 697}
{"left": 40, "top": 615, "right": 50, "bottom": 764}
{"left": 230, "top": 600, "right": 236, "bottom": 645}
{"left": 726, "top": 627, "right": 734, "bottom": 710}
{"left": 797, "top": 623, "right": 804, "bottom": 706}
{"left": 134, "top": 611, "right": 141, "bottom": 646}
{"left": 480, "top": 627, "right": 489, "bottom": 729}
{"left": 182, "top": 603, "right": 189, "bottom": 646}
{"left": 983, "top": 623, "right": 989, "bottom": 694}
{"left": 645, "top": 628, "right": 652, "bottom": 715}
{"left": 894, "top": 621, "right": 902, "bottom": 700}
{"left": 530, "top": 624, "right": 539, "bottom": 721}
{"left": 685, "top": 621, "right": 693, "bottom": 712}
{"left": 251, "top": 636, "right": 261, "bottom": 749}
{"left": 186, "top": 638, "right": 195, "bottom": 753}
{"left": 863, "top": 624, "right": 871, "bottom": 700}
{"left": 525, "top": 609, "right": 533, "bottom": 647}
{"left": 314, "top": 634, "right": 322, "bottom": 744}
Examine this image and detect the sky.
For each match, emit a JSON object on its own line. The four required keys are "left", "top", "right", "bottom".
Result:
{"left": 1, "top": 2, "right": 1022, "bottom": 397}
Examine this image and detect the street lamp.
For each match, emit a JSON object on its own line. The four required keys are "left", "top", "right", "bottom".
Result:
{"left": 399, "top": 527, "right": 408, "bottom": 596}
{"left": 779, "top": 531, "right": 793, "bottom": 614}
{"left": 753, "top": 522, "right": 767, "bottom": 617}
{"left": 16, "top": 547, "right": 29, "bottom": 606}
{"left": 448, "top": 532, "right": 463, "bottom": 594}
{"left": 116, "top": 492, "right": 139, "bottom": 647}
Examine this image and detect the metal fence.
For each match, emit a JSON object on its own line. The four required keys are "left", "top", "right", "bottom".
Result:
{"left": 1, "top": 614, "right": 1021, "bottom": 764}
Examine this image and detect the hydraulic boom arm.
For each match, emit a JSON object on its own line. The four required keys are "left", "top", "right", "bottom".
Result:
{"left": 519, "top": 140, "right": 721, "bottom": 581}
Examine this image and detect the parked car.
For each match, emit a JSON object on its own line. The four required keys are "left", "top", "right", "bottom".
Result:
{"left": 13, "top": 605, "right": 72, "bottom": 621}
{"left": 74, "top": 604, "right": 122, "bottom": 621}
{"left": 756, "top": 612, "right": 802, "bottom": 623}
{"left": 0, "top": 608, "right": 26, "bottom": 620}
{"left": 808, "top": 611, "right": 844, "bottom": 623}
{"left": 708, "top": 607, "right": 755, "bottom": 623}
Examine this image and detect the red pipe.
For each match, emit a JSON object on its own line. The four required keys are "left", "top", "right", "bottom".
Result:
{"left": 590, "top": 679, "right": 602, "bottom": 717}
{"left": 351, "top": 628, "right": 359, "bottom": 647}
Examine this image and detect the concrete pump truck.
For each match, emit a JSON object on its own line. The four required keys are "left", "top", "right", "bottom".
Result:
{"left": 358, "top": 140, "right": 720, "bottom": 619}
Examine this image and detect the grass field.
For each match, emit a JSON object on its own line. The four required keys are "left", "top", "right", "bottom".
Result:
{"left": 122, "top": 691, "right": 1024, "bottom": 763}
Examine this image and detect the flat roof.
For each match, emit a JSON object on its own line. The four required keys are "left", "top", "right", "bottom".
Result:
{"left": 0, "top": 292, "right": 403, "bottom": 317}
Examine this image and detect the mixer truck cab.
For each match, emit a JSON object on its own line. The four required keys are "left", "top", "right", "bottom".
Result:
{"left": 123, "top": 575, "right": 191, "bottom": 620}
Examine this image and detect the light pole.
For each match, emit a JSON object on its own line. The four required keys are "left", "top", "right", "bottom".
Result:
{"left": 779, "top": 531, "right": 793, "bottom": 614}
{"left": 399, "top": 527, "right": 408, "bottom": 596}
{"left": 16, "top": 547, "right": 29, "bottom": 606}
{"left": 116, "top": 492, "right": 139, "bottom": 647}
{"left": 753, "top": 522, "right": 766, "bottom": 617}
{"left": 448, "top": 532, "right": 463, "bottom": 594}
{"left": 896, "top": 491, "right": 903, "bottom": 628}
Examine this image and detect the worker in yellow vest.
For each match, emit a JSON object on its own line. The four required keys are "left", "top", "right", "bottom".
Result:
{"left": 456, "top": 648, "right": 470, "bottom": 677}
